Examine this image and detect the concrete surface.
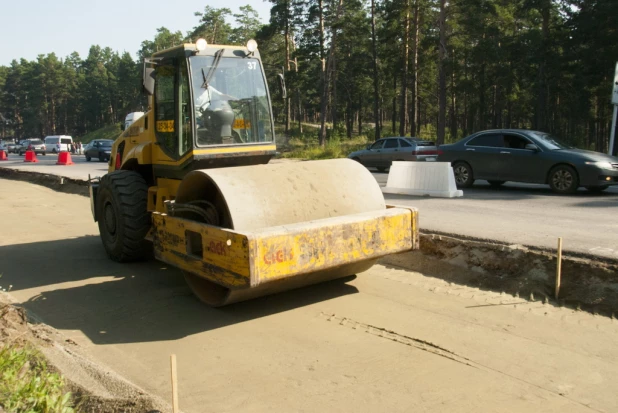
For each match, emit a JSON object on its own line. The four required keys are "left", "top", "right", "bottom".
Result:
{"left": 1, "top": 179, "right": 617, "bottom": 413}
{"left": 1, "top": 153, "right": 617, "bottom": 260}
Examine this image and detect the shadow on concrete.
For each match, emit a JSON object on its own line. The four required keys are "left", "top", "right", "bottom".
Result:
{"left": 0, "top": 236, "right": 359, "bottom": 345}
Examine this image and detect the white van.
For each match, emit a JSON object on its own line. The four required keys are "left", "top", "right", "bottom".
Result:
{"left": 45, "top": 135, "right": 73, "bottom": 153}
{"left": 124, "top": 112, "right": 144, "bottom": 130}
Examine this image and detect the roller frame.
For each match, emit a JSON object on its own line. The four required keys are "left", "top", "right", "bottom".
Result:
{"left": 152, "top": 205, "right": 418, "bottom": 291}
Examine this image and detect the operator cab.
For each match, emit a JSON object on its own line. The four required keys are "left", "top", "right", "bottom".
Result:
{"left": 144, "top": 39, "right": 278, "bottom": 173}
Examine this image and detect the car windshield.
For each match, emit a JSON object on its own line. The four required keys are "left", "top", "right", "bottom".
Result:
{"left": 531, "top": 132, "right": 574, "bottom": 150}
{"left": 190, "top": 56, "right": 274, "bottom": 146}
{"left": 99, "top": 141, "right": 113, "bottom": 147}
{"left": 30, "top": 140, "right": 43, "bottom": 145}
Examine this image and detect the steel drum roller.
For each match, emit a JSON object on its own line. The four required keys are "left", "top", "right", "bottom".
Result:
{"left": 174, "top": 158, "right": 388, "bottom": 306}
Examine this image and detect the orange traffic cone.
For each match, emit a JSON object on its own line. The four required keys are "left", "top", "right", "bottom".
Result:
{"left": 0, "top": 150, "right": 7, "bottom": 161}
{"left": 56, "top": 151, "right": 74, "bottom": 165}
{"left": 24, "top": 150, "right": 38, "bottom": 163}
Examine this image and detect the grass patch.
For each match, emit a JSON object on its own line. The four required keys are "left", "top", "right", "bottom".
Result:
{"left": 80, "top": 124, "right": 122, "bottom": 144}
{"left": 0, "top": 343, "right": 74, "bottom": 412}
{"left": 279, "top": 136, "right": 370, "bottom": 160}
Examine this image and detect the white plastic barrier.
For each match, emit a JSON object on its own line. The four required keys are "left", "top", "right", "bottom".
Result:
{"left": 382, "top": 161, "right": 463, "bottom": 198}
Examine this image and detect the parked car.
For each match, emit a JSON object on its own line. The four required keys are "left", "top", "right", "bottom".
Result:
{"left": 438, "top": 129, "right": 618, "bottom": 194}
{"left": 17, "top": 139, "right": 46, "bottom": 156}
{"left": 84, "top": 139, "right": 113, "bottom": 162}
{"left": 6, "top": 142, "right": 18, "bottom": 153}
{"left": 348, "top": 137, "right": 439, "bottom": 172}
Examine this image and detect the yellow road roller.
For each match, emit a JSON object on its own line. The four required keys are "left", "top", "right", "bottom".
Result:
{"left": 89, "top": 38, "right": 419, "bottom": 306}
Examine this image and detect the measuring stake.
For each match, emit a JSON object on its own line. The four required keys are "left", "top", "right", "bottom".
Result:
{"left": 555, "top": 238, "right": 563, "bottom": 299}
{"left": 171, "top": 354, "right": 179, "bottom": 413}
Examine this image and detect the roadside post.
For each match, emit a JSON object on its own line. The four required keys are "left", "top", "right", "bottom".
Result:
{"left": 609, "top": 62, "right": 618, "bottom": 156}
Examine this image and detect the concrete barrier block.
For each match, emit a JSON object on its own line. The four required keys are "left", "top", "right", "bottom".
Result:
{"left": 382, "top": 161, "right": 463, "bottom": 198}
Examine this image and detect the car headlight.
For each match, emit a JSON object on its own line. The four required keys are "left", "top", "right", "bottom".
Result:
{"left": 585, "top": 161, "right": 613, "bottom": 169}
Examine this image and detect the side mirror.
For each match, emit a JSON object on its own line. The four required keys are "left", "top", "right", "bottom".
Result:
{"left": 143, "top": 66, "right": 155, "bottom": 95}
{"left": 277, "top": 73, "right": 287, "bottom": 100}
{"left": 367, "top": 144, "right": 372, "bottom": 150}
{"left": 525, "top": 143, "right": 539, "bottom": 152}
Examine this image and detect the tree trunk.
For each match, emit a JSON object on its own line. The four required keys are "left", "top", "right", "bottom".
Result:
{"left": 399, "top": 0, "right": 410, "bottom": 136}
{"left": 319, "top": 0, "right": 344, "bottom": 146}
{"left": 285, "top": 1, "right": 291, "bottom": 136}
{"left": 371, "top": 0, "right": 381, "bottom": 141}
{"left": 410, "top": 0, "right": 419, "bottom": 137}
{"left": 535, "top": 0, "right": 550, "bottom": 131}
{"left": 437, "top": 0, "right": 447, "bottom": 145}
{"left": 318, "top": 0, "right": 327, "bottom": 146}
{"left": 392, "top": 76, "right": 397, "bottom": 134}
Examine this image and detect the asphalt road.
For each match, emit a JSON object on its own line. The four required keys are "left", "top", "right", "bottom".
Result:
{"left": 2, "top": 179, "right": 617, "bottom": 413}
{"left": 374, "top": 170, "right": 618, "bottom": 259}
{"left": 1, "top": 152, "right": 617, "bottom": 259}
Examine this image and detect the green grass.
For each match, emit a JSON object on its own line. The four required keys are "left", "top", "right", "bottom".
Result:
{"left": 0, "top": 342, "right": 74, "bottom": 412}
{"left": 80, "top": 124, "right": 122, "bottom": 144}
{"left": 279, "top": 136, "right": 370, "bottom": 160}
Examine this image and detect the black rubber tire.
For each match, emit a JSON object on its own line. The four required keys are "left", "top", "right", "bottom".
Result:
{"left": 376, "top": 167, "right": 387, "bottom": 173}
{"left": 86, "top": 155, "right": 91, "bottom": 161}
{"left": 548, "top": 165, "right": 579, "bottom": 194}
{"left": 352, "top": 157, "right": 361, "bottom": 163}
{"left": 453, "top": 161, "right": 474, "bottom": 188}
{"left": 585, "top": 185, "right": 609, "bottom": 193}
{"left": 96, "top": 170, "right": 151, "bottom": 262}
{"left": 488, "top": 180, "right": 505, "bottom": 187}
{"left": 98, "top": 153, "right": 105, "bottom": 162}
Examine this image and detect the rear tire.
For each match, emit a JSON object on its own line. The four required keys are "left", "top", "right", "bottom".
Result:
{"left": 86, "top": 155, "right": 91, "bottom": 161}
{"left": 453, "top": 162, "right": 474, "bottom": 188}
{"left": 376, "top": 167, "right": 387, "bottom": 173}
{"left": 488, "top": 180, "right": 505, "bottom": 187}
{"left": 96, "top": 170, "right": 151, "bottom": 262}
{"left": 548, "top": 165, "right": 579, "bottom": 194}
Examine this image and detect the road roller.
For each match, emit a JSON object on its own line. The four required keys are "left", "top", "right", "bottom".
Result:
{"left": 89, "top": 38, "right": 419, "bottom": 306}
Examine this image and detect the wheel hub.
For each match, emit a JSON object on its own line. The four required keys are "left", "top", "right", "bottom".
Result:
{"left": 454, "top": 166, "right": 468, "bottom": 184}
{"left": 553, "top": 170, "right": 572, "bottom": 191}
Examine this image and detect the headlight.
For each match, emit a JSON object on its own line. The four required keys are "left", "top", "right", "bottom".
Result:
{"left": 585, "top": 161, "right": 613, "bottom": 169}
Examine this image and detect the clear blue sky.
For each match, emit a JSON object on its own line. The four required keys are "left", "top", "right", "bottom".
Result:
{"left": 0, "top": 0, "right": 272, "bottom": 66}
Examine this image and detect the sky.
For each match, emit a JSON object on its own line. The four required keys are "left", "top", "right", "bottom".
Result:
{"left": 0, "top": 0, "right": 272, "bottom": 66}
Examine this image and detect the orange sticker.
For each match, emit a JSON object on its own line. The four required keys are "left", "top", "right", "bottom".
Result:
{"left": 156, "top": 120, "right": 174, "bottom": 132}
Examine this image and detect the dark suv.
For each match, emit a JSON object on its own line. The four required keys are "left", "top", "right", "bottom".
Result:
{"left": 18, "top": 139, "right": 46, "bottom": 156}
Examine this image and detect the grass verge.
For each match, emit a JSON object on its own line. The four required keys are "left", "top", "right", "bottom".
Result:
{"left": 80, "top": 124, "right": 121, "bottom": 144}
{"left": 0, "top": 342, "right": 74, "bottom": 412}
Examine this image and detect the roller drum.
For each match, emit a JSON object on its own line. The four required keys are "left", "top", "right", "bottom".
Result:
{"left": 175, "top": 158, "right": 387, "bottom": 306}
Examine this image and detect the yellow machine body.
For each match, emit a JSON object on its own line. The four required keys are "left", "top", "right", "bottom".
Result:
{"left": 95, "top": 41, "right": 419, "bottom": 306}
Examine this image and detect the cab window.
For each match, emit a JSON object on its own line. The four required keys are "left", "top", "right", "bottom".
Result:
{"left": 154, "top": 59, "right": 193, "bottom": 158}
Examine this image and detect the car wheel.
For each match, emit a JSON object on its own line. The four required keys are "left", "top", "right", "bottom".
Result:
{"left": 19, "top": 151, "right": 23, "bottom": 156}
{"left": 96, "top": 170, "right": 152, "bottom": 262}
{"left": 98, "top": 153, "right": 105, "bottom": 162}
{"left": 549, "top": 165, "right": 579, "bottom": 194}
{"left": 488, "top": 180, "right": 505, "bottom": 187}
{"left": 376, "top": 167, "right": 387, "bottom": 173}
{"left": 453, "top": 162, "right": 474, "bottom": 188}
{"left": 86, "top": 155, "right": 91, "bottom": 161}
{"left": 42, "top": 152, "right": 46, "bottom": 156}
{"left": 352, "top": 157, "right": 361, "bottom": 163}
{"left": 585, "top": 185, "right": 609, "bottom": 193}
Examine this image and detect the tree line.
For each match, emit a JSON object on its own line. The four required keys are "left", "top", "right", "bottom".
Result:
{"left": 1, "top": 0, "right": 616, "bottom": 151}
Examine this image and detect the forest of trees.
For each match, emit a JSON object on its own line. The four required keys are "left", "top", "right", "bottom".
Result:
{"left": 0, "top": 0, "right": 616, "bottom": 151}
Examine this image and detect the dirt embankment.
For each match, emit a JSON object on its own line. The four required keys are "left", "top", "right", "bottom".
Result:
{"left": 0, "top": 294, "right": 168, "bottom": 413}
{"left": 383, "top": 233, "right": 618, "bottom": 316}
